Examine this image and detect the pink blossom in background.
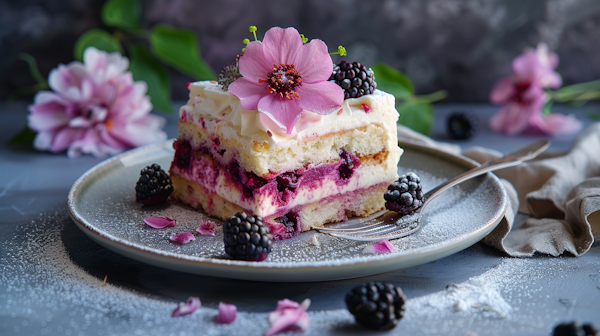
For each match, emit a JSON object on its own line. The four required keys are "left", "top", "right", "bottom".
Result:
{"left": 489, "top": 43, "right": 582, "bottom": 136}
{"left": 28, "top": 47, "right": 167, "bottom": 157}
{"left": 264, "top": 298, "right": 311, "bottom": 336}
{"left": 171, "top": 297, "right": 201, "bottom": 317}
{"left": 214, "top": 302, "right": 237, "bottom": 324}
{"left": 229, "top": 27, "right": 343, "bottom": 134}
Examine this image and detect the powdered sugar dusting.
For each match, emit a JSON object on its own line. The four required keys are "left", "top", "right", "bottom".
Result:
{"left": 0, "top": 211, "right": 593, "bottom": 335}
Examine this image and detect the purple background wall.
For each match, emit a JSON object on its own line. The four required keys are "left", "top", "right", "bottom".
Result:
{"left": 1, "top": 0, "right": 600, "bottom": 102}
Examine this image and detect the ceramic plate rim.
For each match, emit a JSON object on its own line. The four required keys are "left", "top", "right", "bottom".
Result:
{"left": 67, "top": 140, "right": 508, "bottom": 281}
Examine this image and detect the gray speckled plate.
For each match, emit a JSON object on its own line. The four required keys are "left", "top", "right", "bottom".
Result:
{"left": 67, "top": 140, "right": 507, "bottom": 282}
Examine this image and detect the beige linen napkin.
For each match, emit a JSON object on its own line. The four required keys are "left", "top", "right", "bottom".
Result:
{"left": 397, "top": 123, "right": 600, "bottom": 257}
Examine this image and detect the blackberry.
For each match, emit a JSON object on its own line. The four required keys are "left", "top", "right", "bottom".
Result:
{"left": 223, "top": 212, "right": 273, "bottom": 261}
{"left": 447, "top": 111, "right": 478, "bottom": 140}
{"left": 329, "top": 61, "right": 376, "bottom": 99}
{"left": 384, "top": 172, "right": 424, "bottom": 215}
{"left": 553, "top": 321, "right": 597, "bottom": 336}
{"left": 345, "top": 282, "right": 407, "bottom": 331}
{"left": 135, "top": 164, "right": 173, "bottom": 206}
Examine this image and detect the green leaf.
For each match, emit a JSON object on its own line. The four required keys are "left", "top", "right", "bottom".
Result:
{"left": 128, "top": 44, "right": 172, "bottom": 112}
{"left": 74, "top": 29, "right": 123, "bottom": 61}
{"left": 101, "top": 0, "right": 141, "bottom": 31}
{"left": 7, "top": 127, "right": 36, "bottom": 145}
{"left": 397, "top": 101, "right": 433, "bottom": 135}
{"left": 589, "top": 111, "right": 600, "bottom": 121}
{"left": 19, "top": 53, "right": 46, "bottom": 84}
{"left": 149, "top": 24, "right": 216, "bottom": 80}
{"left": 371, "top": 62, "right": 414, "bottom": 99}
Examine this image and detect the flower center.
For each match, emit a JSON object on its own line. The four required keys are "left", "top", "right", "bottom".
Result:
{"left": 513, "top": 81, "right": 532, "bottom": 105}
{"left": 259, "top": 64, "right": 302, "bottom": 100}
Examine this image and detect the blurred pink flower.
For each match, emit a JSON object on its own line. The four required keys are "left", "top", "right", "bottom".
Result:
{"left": 489, "top": 43, "right": 582, "bottom": 136}
{"left": 28, "top": 47, "right": 167, "bottom": 157}
{"left": 229, "top": 27, "right": 343, "bottom": 134}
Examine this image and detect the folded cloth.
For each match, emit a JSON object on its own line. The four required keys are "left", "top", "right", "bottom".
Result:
{"left": 397, "top": 123, "right": 600, "bottom": 257}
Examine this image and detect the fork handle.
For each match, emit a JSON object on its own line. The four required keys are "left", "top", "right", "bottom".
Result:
{"left": 420, "top": 159, "right": 520, "bottom": 212}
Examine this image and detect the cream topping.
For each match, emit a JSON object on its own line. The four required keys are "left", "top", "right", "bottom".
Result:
{"left": 182, "top": 81, "right": 398, "bottom": 147}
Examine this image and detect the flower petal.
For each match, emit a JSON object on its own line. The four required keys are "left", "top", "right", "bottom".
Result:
{"left": 238, "top": 41, "right": 272, "bottom": 82}
{"left": 51, "top": 127, "right": 84, "bottom": 152}
{"left": 265, "top": 299, "right": 311, "bottom": 336}
{"left": 362, "top": 239, "right": 396, "bottom": 254}
{"left": 229, "top": 77, "right": 268, "bottom": 112}
{"left": 531, "top": 113, "right": 583, "bottom": 136}
{"left": 489, "top": 77, "right": 516, "bottom": 104}
{"left": 33, "top": 131, "right": 55, "bottom": 151}
{"left": 257, "top": 94, "right": 303, "bottom": 134}
{"left": 293, "top": 39, "right": 333, "bottom": 83}
{"left": 144, "top": 216, "right": 176, "bottom": 228}
{"left": 28, "top": 109, "right": 71, "bottom": 132}
{"left": 48, "top": 63, "right": 88, "bottom": 95}
{"left": 513, "top": 46, "right": 562, "bottom": 89}
{"left": 295, "top": 81, "right": 344, "bottom": 115}
{"left": 196, "top": 219, "right": 216, "bottom": 236}
{"left": 488, "top": 103, "right": 533, "bottom": 135}
{"left": 171, "top": 297, "right": 201, "bottom": 317}
{"left": 214, "top": 302, "right": 237, "bottom": 324}
{"left": 262, "top": 27, "right": 303, "bottom": 67}
{"left": 169, "top": 232, "right": 196, "bottom": 244}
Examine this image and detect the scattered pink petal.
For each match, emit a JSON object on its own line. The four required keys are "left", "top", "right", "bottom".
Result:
{"left": 264, "top": 298, "right": 311, "bottom": 336}
{"left": 169, "top": 232, "right": 196, "bottom": 244}
{"left": 171, "top": 297, "right": 201, "bottom": 317}
{"left": 143, "top": 216, "right": 176, "bottom": 229}
{"left": 361, "top": 104, "right": 371, "bottom": 113}
{"left": 196, "top": 219, "right": 216, "bottom": 236}
{"left": 214, "top": 302, "right": 237, "bottom": 324}
{"left": 363, "top": 240, "right": 396, "bottom": 254}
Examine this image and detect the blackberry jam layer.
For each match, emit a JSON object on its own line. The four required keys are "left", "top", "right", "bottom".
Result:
{"left": 169, "top": 139, "right": 398, "bottom": 239}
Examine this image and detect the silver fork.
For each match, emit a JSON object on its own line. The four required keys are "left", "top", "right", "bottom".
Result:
{"left": 315, "top": 140, "right": 550, "bottom": 241}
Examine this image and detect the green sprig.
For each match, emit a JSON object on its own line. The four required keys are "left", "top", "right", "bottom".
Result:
{"left": 329, "top": 45, "right": 346, "bottom": 56}
{"left": 300, "top": 34, "right": 308, "bottom": 44}
{"left": 249, "top": 26, "right": 258, "bottom": 41}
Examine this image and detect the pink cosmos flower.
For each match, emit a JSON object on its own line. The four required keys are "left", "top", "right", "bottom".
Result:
{"left": 264, "top": 298, "right": 311, "bottom": 336}
{"left": 28, "top": 47, "right": 167, "bottom": 157}
{"left": 229, "top": 27, "right": 344, "bottom": 134}
{"left": 489, "top": 43, "right": 582, "bottom": 136}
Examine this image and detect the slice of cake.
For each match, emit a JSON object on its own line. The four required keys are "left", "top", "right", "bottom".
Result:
{"left": 169, "top": 27, "right": 402, "bottom": 239}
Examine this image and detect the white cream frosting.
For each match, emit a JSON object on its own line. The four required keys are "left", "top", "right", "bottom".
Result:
{"left": 181, "top": 81, "right": 399, "bottom": 148}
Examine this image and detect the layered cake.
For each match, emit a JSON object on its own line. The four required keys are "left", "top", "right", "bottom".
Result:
{"left": 169, "top": 27, "right": 403, "bottom": 239}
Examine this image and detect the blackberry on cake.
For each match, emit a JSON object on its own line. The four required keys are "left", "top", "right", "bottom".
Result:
{"left": 169, "top": 26, "right": 403, "bottom": 240}
{"left": 329, "top": 61, "right": 377, "bottom": 99}
{"left": 345, "top": 282, "right": 407, "bottom": 331}
{"left": 384, "top": 172, "right": 424, "bottom": 215}
{"left": 135, "top": 163, "right": 173, "bottom": 206}
{"left": 223, "top": 212, "right": 272, "bottom": 261}
{"left": 447, "top": 111, "right": 478, "bottom": 140}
